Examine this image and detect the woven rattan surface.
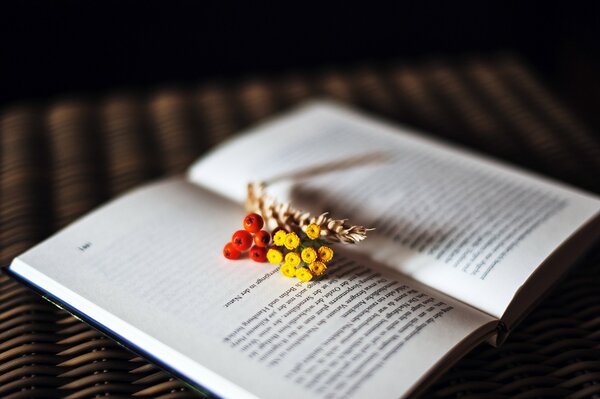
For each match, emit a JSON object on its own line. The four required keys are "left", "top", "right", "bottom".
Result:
{"left": 1, "top": 55, "right": 599, "bottom": 398}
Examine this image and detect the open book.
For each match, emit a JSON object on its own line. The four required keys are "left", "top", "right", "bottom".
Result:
{"left": 6, "top": 101, "right": 600, "bottom": 399}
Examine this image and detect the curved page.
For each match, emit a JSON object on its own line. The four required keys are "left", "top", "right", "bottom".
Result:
{"left": 188, "top": 102, "right": 600, "bottom": 319}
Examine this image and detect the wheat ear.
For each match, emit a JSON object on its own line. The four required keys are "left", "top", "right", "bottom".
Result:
{"left": 246, "top": 182, "right": 371, "bottom": 244}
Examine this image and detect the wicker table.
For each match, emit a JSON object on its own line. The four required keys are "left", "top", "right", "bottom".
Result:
{"left": 1, "top": 55, "right": 599, "bottom": 399}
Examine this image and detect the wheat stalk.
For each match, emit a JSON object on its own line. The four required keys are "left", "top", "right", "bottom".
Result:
{"left": 246, "top": 182, "right": 371, "bottom": 244}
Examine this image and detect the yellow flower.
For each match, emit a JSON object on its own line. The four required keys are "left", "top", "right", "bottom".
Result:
{"left": 295, "top": 267, "right": 313, "bottom": 282}
{"left": 306, "top": 223, "right": 321, "bottom": 240}
{"left": 273, "top": 230, "right": 287, "bottom": 246}
{"left": 280, "top": 263, "right": 296, "bottom": 278}
{"left": 309, "top": 261, "right": 327, "bottom": 276}
{"left": 301, "top": 247, "right": 317, "bottom": 264}
{"left": 317, "top": 246, "right": 334, "bottom": 263}
{"left": 284, "top": 252, "right": 301, "bottom": 267}
{"left": 267, "top": 248, "right": 283, "bottom": 264}
{"left": 284, "top": 232, "right": 300, "bottom": 250}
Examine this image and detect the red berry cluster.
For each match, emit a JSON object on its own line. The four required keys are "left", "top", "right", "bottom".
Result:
{"left": 223, "top": 213, "right": 271, "bottom": 262}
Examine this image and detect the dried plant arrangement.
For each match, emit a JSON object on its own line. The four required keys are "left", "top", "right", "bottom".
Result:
{"left": 222, "top": 181, "right": 372, "bottom": 282}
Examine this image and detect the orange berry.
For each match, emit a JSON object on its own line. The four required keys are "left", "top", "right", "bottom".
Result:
{"left": 223, "top": 243, "right": 241, "bottom": 260}
{"left": 231, "top": 230, "right": 253, "bottom": 251}
{"left": 243, "top": 213, "right": 264, "bottom": 233}
{"left": 249, "top": 245, "right": 267, "bottom": 262}
{"left": 253, "top": 230, "right": 271, "bottom": 247}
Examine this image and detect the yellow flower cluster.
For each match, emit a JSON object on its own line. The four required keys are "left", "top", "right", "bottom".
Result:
{"left": 284, "top": 232, "right": 300, "bottom": 250}
{"left": 273, "top": 230, "right": 287, "bottom": 246}
{"left": 306, "top": 223, "right": 321, "bottom": 240}
{"left": 266, "top": 248, "right": 283, "bottom": 264}
{"left": 267, "top": 225, "right": 334, "bottom": 282}
{"left": 317, "top": 246, "right": 333, "bottom": 262}
{"left": 301, "top": 247, "right": 317, "bottom": 263}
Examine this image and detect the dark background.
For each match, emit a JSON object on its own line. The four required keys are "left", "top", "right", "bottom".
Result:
{"left": 1, "top": 2, "right": 599, "bottom": 130}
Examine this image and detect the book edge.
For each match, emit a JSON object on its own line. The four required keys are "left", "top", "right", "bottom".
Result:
{"left": 5, "top": 258, "right": 260, "bottom": 399}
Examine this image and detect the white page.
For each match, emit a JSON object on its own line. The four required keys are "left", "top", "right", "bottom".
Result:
{"left": 9, "top": 179, "right": 494, "bottom": 399}
{"left": 188, "top": 101, "right": 600, "bottom": 319}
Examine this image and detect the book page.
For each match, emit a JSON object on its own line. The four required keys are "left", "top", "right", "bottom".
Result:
{"left": 9, "top": 179, "right": 495, "bottom": 399}
{"left": 188, "top": 101, "right": 600, "bottom": 320}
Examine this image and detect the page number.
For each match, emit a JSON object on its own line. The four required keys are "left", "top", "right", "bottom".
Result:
{"left": 78, "top": 242, "right": 92, "bottom": 252}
